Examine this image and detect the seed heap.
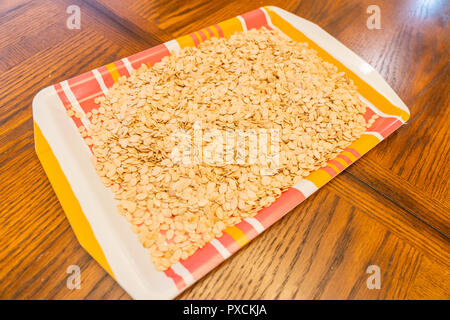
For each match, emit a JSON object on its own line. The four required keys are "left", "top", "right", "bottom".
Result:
{"left": 77, "top": 27, "right": 375, "bottom": 271}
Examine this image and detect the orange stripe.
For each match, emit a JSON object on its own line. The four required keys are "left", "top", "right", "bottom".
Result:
{"left": 176, "top": 34, "right": 196, "bottom": 49}
{"left": 345, "top": 147, "right": 361, "bottom": 159}
{"left": 200, "top": 29, "right": 210, "bottom": 40}
{"left": 205, "top": 27, "right": 215, "bottom": 38}
{"left": 105, "top": 63, "right": 121, "bottom": 82}
{"left": 189, "top": 32, "right": 200, "bottom": 46}
{"left": 341, "top": 150, "right": 358, "bottom": 162}
{"left": 321, "top": 166, "right": 338, "bottom": 178}
{"left": 337, "top": 154, "right": 353, "bottom": 165}
{"left": 236, "top": 220, "right": 259, "bottom": 239}
{"left": 217, "top": 18, "right": 243, "bottom": 37}
{"left": 329, "top": 159, "right": 346, "bottom": 170}
{"left": 197, "top": 30, "right": 207, "bottom": 42}
{"left": 224, "top": 226, "right": 249, "bottom": 248}
{"left": 206, "top": 26, "right": 218, "bottom": 38}
{"left": 327, "top": 162, "right": 342, "bottom": 173}
{"left": 213, "top": 23, "right": 224, "bottom": 37}
{"left": 348, "top": 134, "right": 380, "bottom": 156}
{"left": 306, "top": 169, "right": 332, "bottom": 188}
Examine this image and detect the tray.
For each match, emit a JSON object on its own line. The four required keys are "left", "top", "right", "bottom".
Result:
{"left": 33, "top": 6, "right": 410, "bottom": 299}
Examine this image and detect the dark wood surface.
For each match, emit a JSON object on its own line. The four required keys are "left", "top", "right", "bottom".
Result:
{"left": 0, "top": 0, "right": 448, "bottom": 299}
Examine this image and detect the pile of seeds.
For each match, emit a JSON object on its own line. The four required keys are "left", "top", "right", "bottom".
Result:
{"left": 78, "top": 27, "right": 374, "bottom": 271}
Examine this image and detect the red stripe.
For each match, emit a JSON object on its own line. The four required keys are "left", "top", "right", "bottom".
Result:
{"left": 97, "top": 66, "right": 115, "bottom": 89}
{"left": 368, "top": 116, "right": 399, "bottom": 137}
{"left": 328, "top": 159, "right": 345, "bottom": 171}
{"left": 364, "top": 105, "right": 402, "bottom": 138}
{"left": 164, "top": 268, "right": 186, "bottom": 290}
{"left": 114, "top": 59, "right": 130, "bottom": 77}
{"left": 363, "top": 107, "right": 375, "bottom": 122}
{"left": 180, "top": 243, "right": 223, "bottom": 280}
{"left": 54, "top": 83, "right": 70, "bottom": 107}
{"left": 240, "top": 8, "right": 269, "bottom": 30}
{"left": 198, "top": 30, "right": 207, "bottom": 41}
{"left": 217, "top": 232, "right": 241, "bottom": 254}
{"left": 128, "top": 44, "right": 171, "bottom": 69}
{"left": 254, "top": 188, "right": 305, "bottom": 229}
{"left": 67, "top": 71, "right": 103, "bottom": 113}
{"left": 213, "top": 24, "right": 224, "bottom": 38}
{"left": 189, "top": 33, "right": 200, "bottom": 46}
{"left": 235, "top": 220, "right": 259, "bottom": 240}
{"left": 337, "top": 154, "right": 353, "bottom": 165}
{"left": 67, "top": 116, "right": 83, "bottom": 129}
{"left": 321, "top": 166, "right": 337, "bottom": 178}
{"left": 345, "top": 147, "right": 361, "bottom": 159}
{"left": 379, "top": 119, "right": 403, "bottom": 137}
{"left": 205, "top": 27, "right": 215, "bottom": 38}
{"left": 54, "top": 83, "right": 84, "bottom": 128}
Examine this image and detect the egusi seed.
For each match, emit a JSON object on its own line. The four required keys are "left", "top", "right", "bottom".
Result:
{"left": 73, "top": 27, "right": 374, "bottom": 271}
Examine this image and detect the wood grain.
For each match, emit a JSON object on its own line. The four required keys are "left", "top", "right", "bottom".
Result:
{"left": 0, "top": 0, "right": 448, "bottom": 299}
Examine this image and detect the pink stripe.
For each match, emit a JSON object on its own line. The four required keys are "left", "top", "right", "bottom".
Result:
{"left": 164, "top": 268, "right": 186, "bottom": 290}
{"left": 197, "top": 30, "right": 207, "bottom": 41}
{"left": 328, "top": 159, "right": 345, "bottom": 170}
{"left": 217, "top": 232, "right": 241, "bottom": 254}
{"left": 321, "top": 166, "right": 337, "bottom": 178}
{"left": 128, "top": 44, "right": 171, "bottom": 69}
{"left": 54, "top": 83, "right": 84, "bottom": 128}
{"left": 337, "top": 154, "right": 353, "bottom": 165}
{"left": 240, "top": 8, "right": 269, "bottom": 30}
{"left": 368, "top": 117, "right": 399, "bottom": 137}
{"left": 363, "top": 106, "right": 375, "bottom": 122}
{"left": 379, "top": 119, "right": 403, "bottom": 138}
{"left": 345, "top": 147, "right": 361, "bottom": 159}
{"left": 364, "top": 106, "right": 401, "bottom": 138}
{"left": 205, "top": 27, "right": 215, "bottom": 38}
{"left": 97, "top": 66, "right": 115, "bottom": 88}
{"left": 235, "top": 220, "right": 259, "bottom": 240}
{"left": 214, "top": 24, "right": 224, "bottom": 38}
{"left": 79, "top": 98, "right": 101, "bottom": 114}
{"left": 54, "top": 83, "right": 70, "bottom": 106}
{"left": 114, "top": 59, "right": 130, "bottom": 77}
{"left": 67, "top": 71, "right": 103, "bottom": 113}
{"left": 189, "top": 32, "right": 200, "bottom": 46}
{"left": 254, "top": 188, "right": 306, "bottom": 229}
{"left": 180, "top": 243, "right": 223, "bottom": 280}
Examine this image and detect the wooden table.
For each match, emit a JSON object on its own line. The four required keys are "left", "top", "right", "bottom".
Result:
{"left": 0, "top": 0, "right": 448, "bottom": 300}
